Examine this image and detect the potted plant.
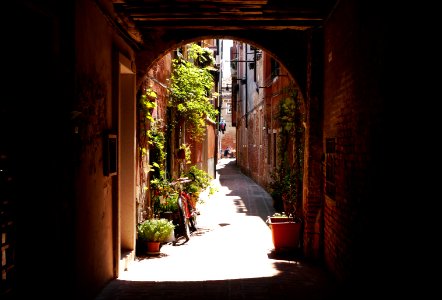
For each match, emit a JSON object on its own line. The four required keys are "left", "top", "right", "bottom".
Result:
{"left": 266, "top": 212, "right": 301, "bottom": 252}
{"left": 153, "top": 190, "right": 180, "bottom": 218}
{"left": 137, "top": 218, "right": 175, "bottom": 254}
{"left": 182, "top": 165, "right": 213, "bottom": 206}
{"left": 267, "top": 212, "right": 294, "bottom": 223}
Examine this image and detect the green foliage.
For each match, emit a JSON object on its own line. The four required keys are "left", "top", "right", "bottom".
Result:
{"left": 269, "top": 90, "right": 304, "bottom": 216}
{"left": 138, "top": 87, "right": 170, "bottom": 219}
{"left": 139, "top": 88, "right": 158, "bottom": 123}
{"left": 182, "top": 165, "right": 213, "bottom": 196}
{"left": 277, "top": 96, "right": 296, "bottom": 133}
{"left": 137, "top": 218, "right": 175, "bottom": 242}
{"left": 147, "top": 121, "right": 166, "bottom": 179}
{"left": 139, "top": 88, "right": 166, "bottom": 180}
{"left": 151, "top": 176, "right": 179, "bottom": 214}
{"left": 271, "top": 212, "right": 289, "bottom": 218}
{"left": 138, "top": 44, "right": 218, "bottom": 221}
{"left": 269, "top": 164, "right": 296, "bottom": 212}
{"left": 153, "top": 192, "right": 179, "bottom": 214}
{"left": 208, "top": 185, "right": 218, "bottom": 196}
{"left": 266, "top": 212, "right": 301, "bottom": 224}
{"left": 150, "top": 176, "right": 177, "bottom": 215}
{"left": 169, "top": 43, "right": 219, "bottom": 141}
{"left": 178, "top": 143, "right": 192, "bottom": 164}
{"left": 188, "top": 44, "right": 216, "bottom": 68}
{"left": 144, "top": 88, "right": 158, "bottom": 100}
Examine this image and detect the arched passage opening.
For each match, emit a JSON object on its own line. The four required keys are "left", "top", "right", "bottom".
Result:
{"left": 129, "top": 36, "right": 321, "bottom": 269}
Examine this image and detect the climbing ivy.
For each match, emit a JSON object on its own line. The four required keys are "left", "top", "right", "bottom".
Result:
{"left": 269, "top": 89, "right": 304, "bottom": 217}
{"left": 169, "top": 43, "right": 219, "bottom": 141}
{"left": 187, "top": 43, "right": 216, "bottom": 68}
{"left": 139, "top": 88, "right": 167, "bottom": 180}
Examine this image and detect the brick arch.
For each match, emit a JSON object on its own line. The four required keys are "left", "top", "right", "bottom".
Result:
{"left": 136, "top": 34, "right": 321, "bottom": 259}
{"left": 113, "top": 0, "right": 328, "bottom": 277}
{"left": 135, "top": 30, "right": 312, "bottom": 100}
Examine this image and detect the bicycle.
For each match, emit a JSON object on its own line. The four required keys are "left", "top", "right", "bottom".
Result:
{"left": 171, "top": 177, "right": 198, "bottom": 245}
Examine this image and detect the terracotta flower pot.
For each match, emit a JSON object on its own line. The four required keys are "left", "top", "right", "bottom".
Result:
{"left": 146, "top": 241, "right": 161, "bottom": 255}
{"left": 268, "top": 220, "right": 301, "bottom": 251}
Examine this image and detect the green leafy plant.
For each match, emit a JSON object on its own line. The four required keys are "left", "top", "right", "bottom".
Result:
{"left": 150, "top": 176, "right": 177, "bottom": 215}
{"left": 139, "top": 87, "right": 157, "bottom": 123}
{"left": 139, "top": 87, "right": 167, "bottom": 179}
{"left": 182, "top": 165, "right": 213, "bottom": 200}
{"left": 271, "top": 212, "right": 289, "bottom": 218}
{"left": 138, "top": 86, "right": 171, "bottom": 220}
{"left": 269, "top": 165, "right": 293, "bottom": 212}
{"left": 137, "top": 218, "right": 175, "bottom": 243}
{"left": 147, "top": 121, "right": 166, "bottom": 179}
{"left": 153, "top": 191, "right": 179, "bottom": 214}
{"left": 269, "top": 212, "right": 300, "bottom": 222}
{"left": 169, "top": 43, "right": 219, "bottom": 142}
{"left": 268, "top": 90, "right": 304, "bottom": 217}
{"left": 187, "top": 43, "right": 216, "bottom": 68}
{"left": 178, "top": 143, "right": 192, "bottom": 164}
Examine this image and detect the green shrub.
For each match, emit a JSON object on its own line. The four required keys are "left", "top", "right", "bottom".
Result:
{"left": 153, "top": 192, "right": 179, "bottom": 214}
{"left": 137, "top": 218, "right": 175, "bottom": 243}
{"left": 182, "top": 165, "right": 212, "bottom": 196}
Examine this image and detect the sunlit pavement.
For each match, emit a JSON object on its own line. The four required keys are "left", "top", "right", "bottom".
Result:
{"left": 95, "top": 158, "right": 342, "bottom": 300}
{"left": 118, "top": 158, "right": 278, "bottom": 281}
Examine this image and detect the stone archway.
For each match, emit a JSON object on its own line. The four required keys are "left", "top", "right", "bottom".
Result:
{"left": 135, "top": 35, "right": 324, "bottom": 260}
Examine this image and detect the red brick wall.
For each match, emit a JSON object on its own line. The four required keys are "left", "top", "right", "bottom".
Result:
{"left": 322, "top": 0, "right": 386, "bottom": 283}
{"left": 136, "top": 53, "right": 172, "bottom": 220}
{"left": 148, "top": 55, "right": 172, "bottom": 120}
{"left": 220, "top": 133, "right": 235, "bottom": 156}
{"left": 207, "top": 122, "right": 215, "bottom": 159}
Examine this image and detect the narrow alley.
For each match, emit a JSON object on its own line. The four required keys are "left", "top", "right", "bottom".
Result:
{"left": 94, "top": 158, "right": 342, "bottom": 300}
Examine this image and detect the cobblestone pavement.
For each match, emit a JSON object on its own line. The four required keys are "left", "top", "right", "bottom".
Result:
{"left": 95, "top": 158, "right": 342, "bottom": 300}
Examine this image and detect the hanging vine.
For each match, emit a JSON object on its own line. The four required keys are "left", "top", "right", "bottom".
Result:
{"left": 269, "top": 89, "right": 304, "bottom": 217}
{"left": 169, "top": 43, "right": 219, "bottom": 142}
{"left": 138, "top": 87, "right": 169, "bottom": 219}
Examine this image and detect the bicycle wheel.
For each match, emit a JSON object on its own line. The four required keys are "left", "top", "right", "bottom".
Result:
{"left": 177, "top": 196, "right": 190, "bottom": 241}
{"left": 184, "top": 216, "right": 191, "bottom": 238}
{"left": 189, "top": 210, "right": 197, "bottom": 232}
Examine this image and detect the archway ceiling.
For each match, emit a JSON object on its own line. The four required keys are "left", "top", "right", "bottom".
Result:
{"left": 111, "top": 0, "right": 337, "bottom": 45}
